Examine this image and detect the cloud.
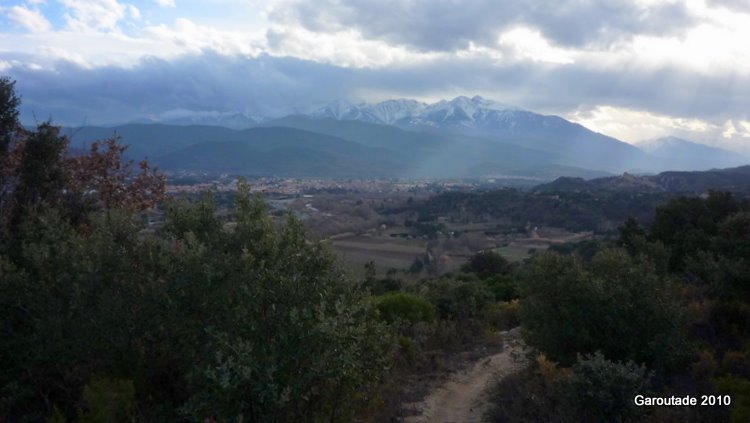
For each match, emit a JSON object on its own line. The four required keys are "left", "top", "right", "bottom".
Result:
{"left": 61, "top": 0, "right": 130, "bottom": 32}
{"left": 4, "top": 5, "right": 52, "bottom": 32}
{"left": 143, "top": 18, "right": 265, "bottom": 56}
{"left": 707, "top": 0, "right": 750, "bottom": 12}
{"left": 1, "top": 0, "right": 748, "bottom": 150}
{"left": 6, "top": 53, "right": 357, "bottom": 125}
{"left": 272, "top": 0, "right": 695, "bottom": 52}
{"left": 5, "top": 50, "right": 750, "bottom": 130}
{"left": 155, "top": 0, "right": 176, "bottom": 6}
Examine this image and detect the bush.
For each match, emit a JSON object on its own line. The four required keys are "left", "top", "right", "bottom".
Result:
{"left": 375, "top": 292, "right": 436, "bottom": 325}
{"left": 484, "top": 274, "right": 518, "bottom": 301}
{"left": 520, "top": 250, "right": 690, "bottom": 372}
{"left": 424, "top": 279, "right": 494, "bottom": 321}
{"left": 485, "top": 352, "right": 652, "bottom": 423}
{"left": 559, "top": 352, "right": 652, "bottom": 423}
{"left": 1, "top": 188, "right": 394, "bottom": 422}
{"left": 484, "top": 300, "right": 521, "bottom": 331}
{"left": 461, "top": 250, "right": 512, "bottom": 279}
{"left": 717, "top": 376, "right": 750, "bottom": 423}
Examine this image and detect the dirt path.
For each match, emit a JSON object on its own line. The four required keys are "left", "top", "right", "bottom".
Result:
{"left": 404, "top": 329, "right": 527, "bottom": 423}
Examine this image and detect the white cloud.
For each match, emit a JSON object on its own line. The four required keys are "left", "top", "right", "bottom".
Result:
{"left": 264, "top": 26, "right": 442, "bottom": 68}
{"left": 4, "top": 5, "right": 52, "bottom": 32}
{"left": 567, "top": 105, "right": 750, "bottom": 154}
{"left": 155, "top": 0, "right": 176, "bottom": 7}
{"left": 498, "top": 27, "right": 575, "bottom": 64}
{"left": 567, "top": 105, "right": 715, "bottom": 143}
{"left": 144, "top": 18, "right": 266, "bottom": 56}
{"left": 127, "top": 4, "right": 140, "bottom": 20}
{"left": 61, "top": 0, "right": 129, "bottom": 32}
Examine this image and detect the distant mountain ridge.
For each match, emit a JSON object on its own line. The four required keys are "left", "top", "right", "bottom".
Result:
{"left": 65, "top": 122, "right": 609, "bottom": 179}
{"left": 60, "top": 95, "right": 749, "bottom": 179}
{"left": 635, "top": 136, "right": 747, "bottom": 171}
{"left": 302, "top": 96, "right": 651, "bottom": 173}
{"left": 534, "top": 166, "right": 750, "bottom": 194}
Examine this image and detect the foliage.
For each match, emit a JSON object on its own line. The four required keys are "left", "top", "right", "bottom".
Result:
{"left": 423, "top": 278, "right": 494, "bottom": 322}
{"left": 483, "top": 274, "right": 518, "bottom": 301}
{"left": 717, "top": 376, "right": 750, "bottom": 423}
{"left": 375, "top": 292, "right": 436, "bottom": 325}
{"left": 78, "top": 377, "right": 136, "bottom": 423}
{"left": 461, "top": 250, "right": 512, "bottom": 279}
{"left": 0, "top": 80, "right": 164, "bottom": 242}
{"left": 396, "top": 188, "right": 671, "bottom": 233}
{"left": 649, "top": 191, "right": 741, "bottom": 272}
{"left": 559, "top": 352, "right": 652, "bottom": 423}
{"left": 519, "top": 250, "right": 690, "bottom": 371}
{"left": 0, "top": 80, "right": 392, "bottom": 421}
{"left": 485, "top": 300, "right": 521, "bottom": 331}
{"left": 1, "top": 190, "right": 393, "bottom": 421}
{"left": 486, "top": 352, "right": 651, "bottom": 423}
{"left": 0, "top": 76, "right": 20, "bottom": 155}
{"left": 549, "top": 239, "right": 608, "bottom": 262}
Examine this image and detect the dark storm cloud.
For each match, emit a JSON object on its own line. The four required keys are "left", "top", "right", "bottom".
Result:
{"left": 276, "top": 0, "right": 695, "bottom": 51}
{"left": 6, "top": 52, "right": 750, "bottom": 127}
{"left": 9, "top": 53, "right": 356, "bottom": 125}
{"left": 356, "top": 58, "right": 750, "bottom": 122}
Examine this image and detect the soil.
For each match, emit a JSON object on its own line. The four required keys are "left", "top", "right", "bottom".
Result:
{"left": 403, "top": 328, "right": 527, "bottom": 423}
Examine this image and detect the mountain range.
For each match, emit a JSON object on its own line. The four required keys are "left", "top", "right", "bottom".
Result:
{"left": 62, "top": 96, "right": 749, "bottom": 179}
{"left": 635, "top": 136, "right": 746, "bottom": 171}
{"left": 534, "top": 165, "right": 750, "bottom": 194}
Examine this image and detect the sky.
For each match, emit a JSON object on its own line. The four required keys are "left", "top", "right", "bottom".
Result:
{"left": 1, "top": 0, "right": 750, "bottom": 152}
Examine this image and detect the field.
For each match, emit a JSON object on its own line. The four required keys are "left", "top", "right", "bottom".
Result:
{"left": 327, "top": 234, "right": 427, "bottom": 275}
{"left": 289, "top": 193, "right": 596, "bottom": 275}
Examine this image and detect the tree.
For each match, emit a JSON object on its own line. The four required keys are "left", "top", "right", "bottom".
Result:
{"left": 461, "top": 250, "right": 512, "bottom": 279}
{"left": 650, "top": 192, "right": 740, "bottom": 272}
{"left": 617, "top": 216, "right": 645, "bottom": 256}
{"left": 0, "top": 80, "right": 391, "bottom": 421}
{"left": 520, "top": 250, "right": 689, "bottom": 372}
{"left": 1, "top": 187, "right": 394, "bottom": 421}
{"left": 0, "top": 76, "right": 20, "bottom": 157}
{"left": 0, "top": 78, "right": 164, "bottom": 240}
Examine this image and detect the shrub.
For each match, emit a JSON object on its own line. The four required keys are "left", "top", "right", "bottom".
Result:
{"left": 520, "top": 250, "right": 690, "bottom": 372}
{"left": 375, "top": 292, "right": 436, "bottom": 325}
{"left": 461, "top": 250, "right": 512, "bottom": 279}
{"left": 425, "top": 279, "right": 494, "bottom": 321}
{"left": 559, "top": 352, "right": 652, "bottom": 423}
{"left": 717, "top": 376, "right": 750, "bottom": 423}
{"left": 484, "top": 274, "right": 518, "bottom": 301}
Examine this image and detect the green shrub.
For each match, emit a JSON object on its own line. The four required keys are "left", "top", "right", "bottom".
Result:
{"left": 484, "top": 300, "right": 521, "bottom": 331}
{"left": 1, "top": 188, "right": 394, "bottom": 422}
{"left": 375, "top": 292, "right": 436, "bottom": 325}
{"left": 461, "top": 250, "right": 512, "bottom": 279}
{"left": 559, "top": 352, "right": 652, "bottom": 423}
{"left": 520, "top": 250, "right": 690, "bottom": 371}
{"left": 425, "top": 279, "right": 494, "bottom": 322}
{"left": 484, "top": 274, "right": 518, "bottom": 301}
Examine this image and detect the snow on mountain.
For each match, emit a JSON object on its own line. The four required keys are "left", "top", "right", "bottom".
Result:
{"left": 138, "top": 110, "right": 261, "bottom": 129}
{"left": 308, "top": 95, "right": 528, "bottom": 129}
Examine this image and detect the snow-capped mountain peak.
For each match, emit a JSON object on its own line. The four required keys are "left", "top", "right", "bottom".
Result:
{"left": 307, "top": 95, "right": 524, "bottom": 127}
{"left": 310, "top": 99, "right": 361, "bottom": 120}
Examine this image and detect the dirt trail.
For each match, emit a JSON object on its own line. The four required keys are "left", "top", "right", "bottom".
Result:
{"left": 404, "top": 329, "right": 526, "bottom": 423}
